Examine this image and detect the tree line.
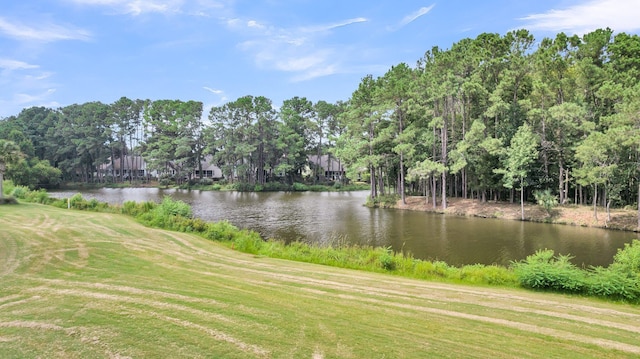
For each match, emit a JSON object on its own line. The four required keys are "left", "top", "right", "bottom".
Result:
{"left": 1, "top": 28, "right": 640, "bottom": 224}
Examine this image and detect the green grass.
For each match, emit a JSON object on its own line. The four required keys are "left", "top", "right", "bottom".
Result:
{"left": 2, "top": 203, "right": 640, "bottom": 358}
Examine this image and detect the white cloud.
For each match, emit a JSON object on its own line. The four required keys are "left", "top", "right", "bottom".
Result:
{"left": 0, "top": 59, "right": 39, "bottom": 71}
{"left": 291, "top": 65, "right": 337, "bottom": 82}
{"left": 396, "top": 5, "right": 435, "bottom": 29}
{"left": 520, "top": 0, "right": 640, "bottom": 34}
{"left": 68, "top": 0, "right": 183, "bottom": 15}
{"left": 13, "top": 89, "right": 57, "bottom": 105}
{"left": 203, "top": 86, "right": 223, "bottom": 94}
{"left": 302, "top": 17, "right": 368, "bottom": 33}
{"left": 247, "top": 20, "right": 265, "bottom": 29}
{"left": 0, "top": 17, "right": 92, "bottom": 42}
{"left": 68, "top": 0, "right": 231, "bottom": 16}
{"left": 230, "top": 16, "right": 367, "bottom": 82}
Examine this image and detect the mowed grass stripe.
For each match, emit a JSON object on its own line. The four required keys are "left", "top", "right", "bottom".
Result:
{"left": 1, "top": 203, "right": 640, "bottom": 358}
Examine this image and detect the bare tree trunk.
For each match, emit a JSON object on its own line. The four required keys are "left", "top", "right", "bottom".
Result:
{"left": 0, "top": 165, "right": 5, "bottom": 199}
{"left": 370, "top": 165, "right": 376, "bottom": 199}
{"left": 520, "top": 177, "right": 525, "bottom": 221}
{"left": 431, "top": 175, "right": 437, "bottom": 208}
{"left": 400, "top": 152, "right": 406, "bottom": 204}
{"left": 558, "top": 164, "right": 564, "bottom": 204}
{"left": 593, "top": 183, "right": 598, "bottom": 221}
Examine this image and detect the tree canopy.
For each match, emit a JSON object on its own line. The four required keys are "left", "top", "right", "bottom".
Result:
{"left": 2, "top": 28, "right": 640, "bottom": 226}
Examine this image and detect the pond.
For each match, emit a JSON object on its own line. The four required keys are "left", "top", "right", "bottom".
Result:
{"left": 48, "top": 188, "right": 639, "bottom": 267}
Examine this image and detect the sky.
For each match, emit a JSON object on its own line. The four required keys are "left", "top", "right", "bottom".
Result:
{"left": 1, "top": 0, "right": 640, "bottom": 119}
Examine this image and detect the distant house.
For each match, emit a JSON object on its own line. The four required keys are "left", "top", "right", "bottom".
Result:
{"left": 194, "top": 155, "right": 223, "bottom": 180}
{"left": 151, "top": 155, "right": 223, "bottom": 181}
{"left": 307, "top": 154, "right": 346, "bottom": 181}
{"left": 100, "top": 155, "right": 155, "bottom": 180}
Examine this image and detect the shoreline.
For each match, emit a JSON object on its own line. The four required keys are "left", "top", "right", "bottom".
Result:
{"left": 392, "top": 196, "right": 640, "bottom": 233}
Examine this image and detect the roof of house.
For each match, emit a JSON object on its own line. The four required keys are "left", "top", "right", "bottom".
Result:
{"left": 100, "top": 155, "right": 147, "bottom": 171}
{"left": 308, "top": 155, "right": 345, "bottom": 172}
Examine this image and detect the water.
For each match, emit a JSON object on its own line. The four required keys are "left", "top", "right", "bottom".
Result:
{"left": 48, "top": 188, "right": 639, "bottom": 267}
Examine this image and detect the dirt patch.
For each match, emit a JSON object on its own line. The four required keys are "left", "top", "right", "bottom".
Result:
{"left": 396, "top": 196, "right": 640, "bottom": 232}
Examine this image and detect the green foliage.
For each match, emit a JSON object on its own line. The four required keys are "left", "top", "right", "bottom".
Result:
{"left": 611, "top": 239, "right": 640, "bottom": 273}
{"left": 2, "top": 180, "right": 15, "bottom": 196}
{"left": 231, "top": 231, "right": 265, "bottom": 254}
{"left": 512, "top": 249, "right": 586, "bottom": 292}
{"left": 211, "top": 183, "right": 222, "bottom": 191}
{"left": 10, "top": 185, "right": 29, "bottom": 199}
{"left": 8, "top": 158, "right": 62, "bottom": 190}
{"left": 457, "top": 264, "right": 519, "bottom": 285}
{"left": 136, "top": 196, "right": 193, "bottom": 230}
{"left": 157, "top": 196, "right": 192, "bottom": 218}
{"left": 292, "top": 182, "right": 308, "bottom": 191}
{"left": 198, "top": 178, "right": 214, "bottom": 186}
{"left": 158, "top": 174, "right": 174, "bottom": 187}
{"left": 586, "top": 266, "right": 639, "bottom": 301}
{"left": 121, "top": 200, "right": 156, "bottom": 217}
{"left": 204, "top": 220, "right": 241, "bottom": 241}
{"left": 366, "top": 194, "right": 400, "bottom": 208}
{"left": 24, "top": 189, "right": 50, "bottom": 204}
{"left": 378, "top": 247, "right": 396, "bottom": 270}
{"left": 533, "top": 189, "right": 558, "bottom": 215}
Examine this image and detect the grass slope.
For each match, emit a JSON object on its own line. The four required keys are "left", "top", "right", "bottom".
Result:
{"left": 1, "top": 203, "right": 640, "bottom": 358}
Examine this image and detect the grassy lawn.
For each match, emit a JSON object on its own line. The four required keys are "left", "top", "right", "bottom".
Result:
{"left": 1, "top": 203, "right": 640, "bottom": 358}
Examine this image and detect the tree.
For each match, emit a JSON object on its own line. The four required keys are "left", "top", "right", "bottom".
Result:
{"left": 8, "top": 158, "right": 62, "bottom": 189}
{"left": 277, "top": 97, "right": 315, "bottom": 184}
{"left": 336, "top": 75, "right": 386, "bottom": 199}
{"left": 0, "top": 140, "right": 23, "bottom": 198}
{"left": 495, "top": 123, "right": 539, "bottom": 220}
{"left": 574, "top": 131, "right": 618, "bottom": 221}
{"left": 109, "top": 97, "right": 144, "bottom": 182}
{"left": 144, "top": 100, "right": 203, "bottom": 184}
{"left": 207, "top": 96, "right": 278, "bottom": 185}
{"left": 378, "top": 63, "right": 415, "bottom": 204}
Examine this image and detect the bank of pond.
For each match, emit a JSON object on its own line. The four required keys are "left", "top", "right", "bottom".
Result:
{"left": 3, "top": 184, "right": 640, "bottom": 304}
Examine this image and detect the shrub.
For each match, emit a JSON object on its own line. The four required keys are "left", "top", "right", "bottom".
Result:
{"left": 292, "top": 182, "right": 308, "bottom": 191}
{"left": 198, "top": 178, "right": 213, "bottom": 186}
{"left": 204, "top": 220, "right": 239, "bottom": 241}
{"left": 533, "top": 189, "right": 558, "bottom": 215}
{"left": 586, "top": 266, "right": 640, "bottom": 301}
{"left": 69, "top": 193, "right": 88, "bottom": 210}
{"left": 157, "top": 196, "right": 192, "bottom": 218}
{"left": 24, "top": 189, "right": 50, "bottom": 204}
{"left": 611, "top": 240, "right": 640, "bottom": 274}
{"left": 232, "top": 231, "right": 265, "bottom": 254}
{"left": 458, "top": 264, "right": 518, "bottom": 285}
{"left": 367, "top": 194, "right": 400, "bottom": 208}
{"left": 512, "top": 249, "right": 586, "bottom": 292}
{"left": 10, "top": 186, "right": 29, "bottom": 199}
{"left": 158, "top": 174, "right": 174, "bottom": 187}
{"left": 121, "top": 200, "right": 156, "bottom": 217}
{"left": 378, "top": 247, "right": 396, "bottom": 271}
{"left": 2, "top": 180, "right": 15, "bottom": 196}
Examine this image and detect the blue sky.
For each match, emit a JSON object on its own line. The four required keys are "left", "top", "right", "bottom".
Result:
{"left": 1, "top": 0, "right": 639, "bottom": 118}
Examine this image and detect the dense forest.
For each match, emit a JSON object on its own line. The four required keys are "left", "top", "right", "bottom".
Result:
{"left": 1, "top": 28, "right": 640, "bottom": 222}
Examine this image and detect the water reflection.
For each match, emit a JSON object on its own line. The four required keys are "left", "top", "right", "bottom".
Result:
{"left": 48, "top": 188, "right": 639, "bottom": 267}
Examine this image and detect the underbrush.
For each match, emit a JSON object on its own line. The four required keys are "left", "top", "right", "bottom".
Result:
{"left": 6, "top": 181, "right": 640, "bottom": 303}
{"left": 366, "top": 194, "right": 401, "bottom": 208}
{"left": 513, "top": 245, "right": 640, "bottom": 302}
